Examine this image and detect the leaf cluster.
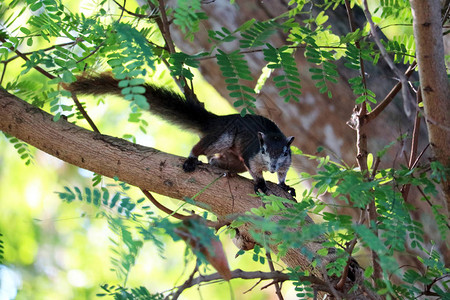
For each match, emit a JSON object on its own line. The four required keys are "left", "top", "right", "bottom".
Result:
{"left": 98, "top": 284, "right": 164, "bottom": 300}
{"left": 173, "top": 0, "right": 207, "bottom": 41}
{"left": 216, "top": 49, "right": 256, "bottom": 115}
{"left": 2, "top": 133, "right": 34, "bottom": 165}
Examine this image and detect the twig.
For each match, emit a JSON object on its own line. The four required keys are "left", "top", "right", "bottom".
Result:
{"left": 370, "top": 156, "right": 381, "bottom": 179}
{"left": 0, "top": 37, "right": 56, "bottom": 80}
{"left": 150, "top": 0, "right": 191, "bottom": 92}
{"left": 117, "top": 0, "right": 126, "bottom": 23}
{"left": 194, "top": 45, "right": 346, "bottom": 62}
{"left": 170, "top": 269, "right": 331, "bottom": 299}
{"left": 0, "top": 36, "right": 101, "bottom": 133}
{"left": 141, "top": 189, "right": 192, "bottom": 220}
{"left": 76, "top": 41, "right": 105, "bottom": 64}
{"left": 336, "top": 209, "right": 366, "bottom": 290}
{"left": 170, "top": 264, "right": 199, "bottom": 300}
{"left": 260, "top": 280, "right": 283, "bottom": 291}
{"left": 355, "top": 107, "right": 369, "bottom": 175}
{"left": 156, "top": 0, "right": 176, "bottom": 54}
{"left": 320, "top": 265, "right": 342, "bottom": 299}
{"left": 112, "top": 0, "right": 151, "bottom": 19}
{"left": 401, "top": 89, "right": 424, "bottom": 200}
{"left": 344, "top": 0, "right": 369, "bottom": 108}
{"left": 343, "top": 0, "right": 369, "bottom": 176}
{"left": 142, "top": 189, "right": 237, "bottom": 229}
{"left": 266, "top": 251, "right": 284, "bottom": 300}
{"left": 366, "top": 62, "right": 416, "bottom": 123}
{"left": 344, "top": 0, "right": 357, "bottom": 32}
{"left": 442, "top": 0, "right": 450, "bottom": 25}
{"left": 368, "top": 200, "right": 382, "bottom": 282}
{"left": 343, "top": 0, "right": 382, "bottom": 284}
{"left": 243, "top": 279, "right": 263, "bottom": 294}
{"left": 362, "top": 0, "right": 415, "bottom": 117}
{"left": 335, "top": 243, "right": 356, "bottom": 290}
{"left": 70, "top": 93, "right": 100, "bottom": 133}
{"left": 410, "top": 144, "right": 429, "bottom": 170}
{"left": 0, "top": 41, "right": 76, "bottom": 64}
{"left": 416, "top": 186, "right": 450, "bottom": 230}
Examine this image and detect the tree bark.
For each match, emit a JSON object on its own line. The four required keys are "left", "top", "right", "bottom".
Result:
{"left": 410, "top": 0, "right": 450, "bottom": 213}
{"left": 0, "top": 88, "right": 329, "bottom": 276}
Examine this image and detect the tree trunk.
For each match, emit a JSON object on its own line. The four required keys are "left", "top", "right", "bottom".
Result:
{"left": 410, "top": 0, "right": 450, "bottom": 213}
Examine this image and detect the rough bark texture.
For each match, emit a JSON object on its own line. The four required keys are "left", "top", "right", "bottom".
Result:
{"left": 410, "top": 0, "right": 450, "bottom": 212}
{"left": 0, "top": 88, "right": 328, "bottom": 276}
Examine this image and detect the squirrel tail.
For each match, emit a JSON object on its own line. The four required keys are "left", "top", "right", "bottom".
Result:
{"left": 67, "top": 73, "right": 217, "bottom": 133}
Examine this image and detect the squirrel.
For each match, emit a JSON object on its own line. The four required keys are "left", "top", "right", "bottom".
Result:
{"left": 67, "top": 73, "right": 295, "bottom": 196}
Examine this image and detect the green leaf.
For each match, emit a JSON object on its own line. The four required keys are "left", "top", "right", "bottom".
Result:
{"left": 118, "top": 80, "right": 129, "bottom": 88}
{"left": 20, "top": 27, "right": 31, "bottom": 34}
{"left": 364, "top": 266, "right": 374, "bottom": 278}
{"left": 30, "top": 2, "right": 43, "bottom": 11}
{"left": 367, "top": 153, "right": 373, "bottom": 170}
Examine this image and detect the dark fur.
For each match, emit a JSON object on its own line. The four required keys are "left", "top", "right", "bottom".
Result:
{"left": 68, "top": 73, "right": 295, "bottom": 196}
{"left": 69, "top": 74, "right": 216, "bottom": 133}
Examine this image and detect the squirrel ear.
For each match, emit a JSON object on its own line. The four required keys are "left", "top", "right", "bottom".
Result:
{"left": 257, "top": 132, "right": 265, "bottom": 146}
{"left": 286, "top": 136, "right": 295, "bottom": 146}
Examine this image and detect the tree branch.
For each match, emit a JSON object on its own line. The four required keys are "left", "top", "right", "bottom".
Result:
{"left": 266, "top": 251, "right": 284, "bottom": 300}
{"left": 0, "top": 88, "right": 335, "bottom": 277}
{"left": 366, "top": 62, "right": 416, "bottom": 123}
{"left": 170, "top": 269, "right": 332, "bottom": 299}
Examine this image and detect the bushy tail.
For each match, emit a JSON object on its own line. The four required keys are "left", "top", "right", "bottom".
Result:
{"left": 67, "top": 73, "right": 217, "bottom": 133}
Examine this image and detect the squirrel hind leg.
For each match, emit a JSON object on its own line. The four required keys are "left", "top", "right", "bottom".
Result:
{"left": 184, "top": 133, "right": 236, "bottom": 173}
{"left": 183, "top": 140, "right": 208, "bottom": 172}
{"left": 183, "top": 157, "right": 201, "bottom": 172}
{"left": 209, "top": 151, "right": 247, "bottom": 173}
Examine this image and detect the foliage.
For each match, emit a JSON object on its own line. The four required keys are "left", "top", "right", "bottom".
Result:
{"left": 0, "top": 0, "right": 449, "bottom": 299}
{"left": 263, "top": 44, "right": 302, "bottom": 102}
{"left": 172, "top": 0, "right": 207, "bottom": 41}
{"left": 216, "top": 49, "right": 257, "bottom": 115}
{"left": 97, "top": 284, "right": 164, "bottom": 300}
{"left": 2, "top": 133, "right": 34, "bottom": 165}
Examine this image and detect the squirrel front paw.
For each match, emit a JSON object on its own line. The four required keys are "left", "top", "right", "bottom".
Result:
{"left": 183, "top": 157, "right": 201, "bottom": 172}
{"left": 278, "top": 182, "right": 296, "bottom": 197}
{"left": 253, "top": 180, "right": 268, "bottom": 195}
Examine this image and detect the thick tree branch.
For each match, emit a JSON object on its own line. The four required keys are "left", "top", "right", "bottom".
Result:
{"left": 0, "top": 88, "right": 374, "bottom": 298}
{"left": 0, "top": 88, "right": 332, "bottom": 275}
{"left": 0, "top": 89, "right": 263, "bottom": 213}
